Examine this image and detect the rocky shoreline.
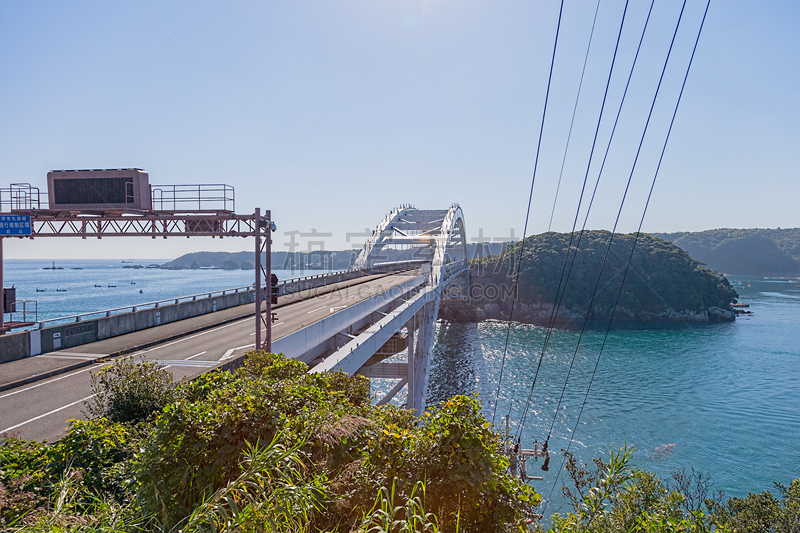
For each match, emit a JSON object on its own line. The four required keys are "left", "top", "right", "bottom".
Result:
{"left": 438, "top": 297, "right": 737, "bottom": 327}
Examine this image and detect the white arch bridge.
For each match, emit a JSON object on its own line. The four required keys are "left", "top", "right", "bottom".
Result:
{"left": 272, "top": 205, "right": 469, "bottom": 413}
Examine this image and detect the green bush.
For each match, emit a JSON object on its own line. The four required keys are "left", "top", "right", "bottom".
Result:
{"left": 547, "top": 445, "right": 800, "bottom": 533}
{"left": 85, "top": 357, "right": 180, "bottom": 424}
{"left": 0, "top": 418, "right": 137, "bottom": 526}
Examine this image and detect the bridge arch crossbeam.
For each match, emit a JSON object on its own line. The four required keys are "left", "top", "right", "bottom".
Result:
{"left": 353, "top": 205, "right": 468, "bottom": 290}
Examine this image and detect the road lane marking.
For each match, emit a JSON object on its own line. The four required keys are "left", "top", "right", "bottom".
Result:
{"left": 0, "top": 366, "right": 97, "bottom": 399}
{"left": 219, "top": 348, "right": 235, "bottom": 361}
{"left": 307, "top": 306, "right": 327, "bottom": 314}
{"left": 186, "top": 351, "right": 207, "bottom": 361}
{"left": 235, "top": 344, "right": 255, "bottom": 351}
{"left": 330, "top": 305, "right": 348, "bottom": 313}
{"left": 0, "top": 394, "right": 96, "bottom": 435}
{"left": 130, "top": 317, "right": 252, "bottom": 357}
{"left": 250, "top": 323, "right": 284, "bottom": 336}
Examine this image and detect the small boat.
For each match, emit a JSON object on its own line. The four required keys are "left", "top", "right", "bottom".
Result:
{"left": 95, "top": 284, "right": 102, "bottom": 287}
{"left": 131, "top": 281, "right": 136, "bottom": 284}
{"left": 139, "top": 289, "right": 144, "bottom": 293}
{"left": 56, "top": 288, "right": 67, "bottom": 292}
{"left": 36, "top": 288, "right": 46, "bottom": 292}
{"left": 108, "top": 284, "right": 117, "bottom": 288}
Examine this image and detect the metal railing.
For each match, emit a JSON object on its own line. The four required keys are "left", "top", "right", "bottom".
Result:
{"left": 29, "top": 261, "right": 425, "bottom": 331}
{"left": 35, "top": 284, "right": 256, "bottom": 329}
{"left": 151, "top": 184, "right": 235, "bottom": 213}
{"left": 7, "top": 300, "right": 38, "bottom": 323}
{"left": 0, "top": 184, "right": 45, "bottom": 212}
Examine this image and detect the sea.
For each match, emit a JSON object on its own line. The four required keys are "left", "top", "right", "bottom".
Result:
{"left": 4, "top": 260, "right": 799, "bottom": 516}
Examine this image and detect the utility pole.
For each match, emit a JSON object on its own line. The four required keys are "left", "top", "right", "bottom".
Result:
{"left": 265, "top": 210, "right": 272, "bottom": 353}
{"left": 254, "top": 208, "right": 273, "bottom": 352}
{"left": 254, "top": 208, "right": 262, "bottom": 352}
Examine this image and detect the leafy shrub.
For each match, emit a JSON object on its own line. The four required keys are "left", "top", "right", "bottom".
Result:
{"left": 0, "top": 418, "right": 136, "bottom": 525}
{"left": 85, "top": 357, "right": 180, "bottom": 424}
{"left": 710, "top": 479, "right": 800, "bottom": 533}
{"left": 346, "top": 395, "right": 540, "bottom": 533}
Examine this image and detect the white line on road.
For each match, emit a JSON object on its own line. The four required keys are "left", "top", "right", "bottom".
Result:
{"left": 219, "top": 348, "right": 235, "bottom": 361}
{"left": 235, "top": 343, "right": 255, "bottom": 351}
{"left": 250, "top": 323, "right": 284, "bottom": 336}
{"left": 0, "top": 366, "right": 98, "bottom": 400}
{"left": 130, "top": 317, "right": 252, "bottom": 357}
{"left": 307, "top": 306, "right": 327, "bottom": 314}
{"left": 186, "top": 351, "right": 207, "bottom": 361}
{"left": 0, "top": 394, "right": 96, "bottom": 435}
{"left": 329, "top": 305, "right": 348, "bottom": 313}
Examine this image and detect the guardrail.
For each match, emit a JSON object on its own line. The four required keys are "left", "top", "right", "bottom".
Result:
{"left": 34, "top": 285, "right": 258, "bottom": 329}
{"left": 18, "top": 261, "right": 426, "bottom": 332}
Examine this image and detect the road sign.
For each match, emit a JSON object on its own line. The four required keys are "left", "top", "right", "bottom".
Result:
{"left": 0, "top": 215, "right": 32, "bottom": 236}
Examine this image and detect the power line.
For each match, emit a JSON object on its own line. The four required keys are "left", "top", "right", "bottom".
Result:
{"left": 491, "top": 0, "right": 567, "bottom": 426}
{"left": 544, "top": 0, "right": 710, "bottom": 512}
{"left": 516, "top": 0, "right": 633, "bottom": 441}
{"left": 548, "top": 0, "right": 602, "bottom": 232}
{"left": 541, "top": 0, "right": 658, "bottom": 443}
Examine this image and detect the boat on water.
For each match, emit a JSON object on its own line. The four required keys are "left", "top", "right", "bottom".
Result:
{"left": 108, "top": 284, "right": 117, "bottom": 288}
{"left": 731, "top": 280, "right": 744, "bottom": 288}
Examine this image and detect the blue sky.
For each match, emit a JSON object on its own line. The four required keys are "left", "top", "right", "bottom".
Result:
{"left": 1, "top": 0, "right": 798, "bottom": 259}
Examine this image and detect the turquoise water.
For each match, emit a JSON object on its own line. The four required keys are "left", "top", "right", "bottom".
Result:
{"left": 5, "top": 261, "right": 799, "bottom": 516}
{"left": 425, "top": 276, "right": 800, "bottom": 515}
{"left": 2, "top": 259, "right": 323, "bottom": 324}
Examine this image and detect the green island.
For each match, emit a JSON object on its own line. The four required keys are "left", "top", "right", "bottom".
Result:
{"left": 441, "top": 231, "right": 739, "bottom": 326}
{"left": 2, "top": 352, "right": 798, "bottom": 532}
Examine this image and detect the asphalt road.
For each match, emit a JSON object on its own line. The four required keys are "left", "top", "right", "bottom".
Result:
{"left": 0, "top": 272, "right": 415, "bottom": 442}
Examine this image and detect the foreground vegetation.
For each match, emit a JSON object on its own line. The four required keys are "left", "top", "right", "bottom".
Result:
{"left": 548, "top": 446, "right": 799, "bottom": 533}
{"left": 0, "top": 353, "right": 537, "bottom": 531}
{"left": 2, "top": 353, "right": 797, "bottom": 531}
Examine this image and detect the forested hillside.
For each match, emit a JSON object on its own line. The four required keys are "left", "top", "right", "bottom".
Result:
{"left": 652, "top": 228, "right": 800, "bottom": 275}
{"left": 457, "top": 231, "right": 738, "bottom": 325}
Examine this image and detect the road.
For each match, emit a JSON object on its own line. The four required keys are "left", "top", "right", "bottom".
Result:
{"left": 0, "top": 271, "right": 415, "bottom": 442}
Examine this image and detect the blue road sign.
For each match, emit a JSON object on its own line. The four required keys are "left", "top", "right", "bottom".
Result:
{"left": 0, "top": 215, "right": 32, "bottom": 236}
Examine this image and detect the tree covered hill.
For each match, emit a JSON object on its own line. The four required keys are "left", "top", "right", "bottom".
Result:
{"left": 652, "top": 228, "right": 800, "bottom": 276}
{"left": 159, "top": 242, "right": 508, "bottom": 271}
{"left": 455, "top": 231, "right": 738, "bottom": 325}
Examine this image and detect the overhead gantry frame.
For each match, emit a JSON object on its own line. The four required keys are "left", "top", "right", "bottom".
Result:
{"left": 312, "top": 205, "right": 469, "bottom": 414}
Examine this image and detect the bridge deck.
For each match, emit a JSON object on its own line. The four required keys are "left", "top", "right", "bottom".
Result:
{"left": 0, "top": 272, "right": 417, "bottom": 442}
